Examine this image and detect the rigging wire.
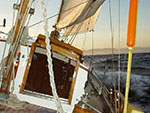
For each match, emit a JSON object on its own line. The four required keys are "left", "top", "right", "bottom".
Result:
{"left": 82, "top": 17, "right": 91, "bottom": 50}
{"left": 32, "top": 0, "right": 39, "bottom": 8}
{"left": 0, "top": 0, "right": 19, "bottom": 72}
{"left": 25, "top": 14, "right": 33, "bottom": 58}
{"left": 65, "top": 5, "right": 91, "bottom": 45}
{"left": 12, "top": 10, "right": 16, "bottom": 27}
{"left": 26, "top": 15, "right": 32, "bottom": 27}
{"left": 28, "top": 14, "right": 58, "bottom": 28}
{"left": 62, "top": 17, "right": 81, "bottom": 42}
{"left": 122, "top": 54, "right": 127, "bottom": 72}
{"left": 3, "top": 0, "right": 34, "bottom": 91}
{"left": 108, "top": 0, "right": 117, "bottom": 112}
{"left": 68, "top": 25, "right": 82, "bottom": 44}
{"left": 69, "top": 34, "right": 77, "bottom": 44}
{"left": 117, "top": 0, "right": 121, "bottom": 111}
{"left": 62, "top": 7, "right": 85, "bottom": 43}
{"left": 63, "top": 26, "right": 79, "bottom": 43}
{"left": 89, "top": 30, "right": 94, "bottom": 71}
{"left": 11, "top": 59, "right": 15, "bottom": 94}
{"left": 67, "top": 8, "right": 92, "bottom": 45}
{"left": 9, "top": 0, "right": 34, "bottom": 91}
{"left": 67, "top": 24, "right": 82, "bottom": 44}
{"left": 108, "top": 0, "right": 114, "bottom": 90}
{"left": 45, "top": 0, "right": 50, "bottom": 8}
{"left": 28, "top": 0, "right": 88, "bottom": 28}
{"left": 0, "top": 0, "right": 23, "bottom": 85}
{"left": 0, "top": 2, "right": 35, "bottom": 109}
{"left": 68, "top": 22, "right": 84, "bottom": 44}
{"left": 82, "top": 33, "right": 87, "bottom": 50}
{"left": 0, "top": 0, "right": 19, "bottom": 85}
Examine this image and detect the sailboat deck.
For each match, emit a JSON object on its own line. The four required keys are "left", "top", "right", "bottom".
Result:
{"left": 86, "top": 82, "right": 111, "bottom": 113}
{"left": 85, "top": 72, "right": 113, "bottom": 113}
{"left": 0, "top": 100, "right": 56, "bottom": 113}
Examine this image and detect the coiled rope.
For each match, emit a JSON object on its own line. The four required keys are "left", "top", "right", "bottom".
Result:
{"left": 40, "top": 0, "right": 64, "bottom": 113}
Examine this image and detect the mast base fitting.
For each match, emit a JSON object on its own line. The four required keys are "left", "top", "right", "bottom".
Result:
{"left": 13, "top": 4, "right": 19, "bottom": 10}
{"left": 29, "top": 8, "right": 35, "bottom": 15}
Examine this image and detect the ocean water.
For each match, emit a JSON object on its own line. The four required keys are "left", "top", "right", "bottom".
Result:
{"left": 83, "top": 53, "right": 150, "bottom": 113}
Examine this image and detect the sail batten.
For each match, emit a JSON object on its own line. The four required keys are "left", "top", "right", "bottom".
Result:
{"left": 56, "top": 0, "right": 105, "bottom": 36}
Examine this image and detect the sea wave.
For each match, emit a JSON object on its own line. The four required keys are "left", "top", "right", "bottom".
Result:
{"left": 83, "top": 53, "right": 150, "bottom": 113}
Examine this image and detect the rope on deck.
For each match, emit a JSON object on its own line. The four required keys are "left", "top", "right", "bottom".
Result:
{"left": 40, "top": 0, "right": 64, "bottom": 113}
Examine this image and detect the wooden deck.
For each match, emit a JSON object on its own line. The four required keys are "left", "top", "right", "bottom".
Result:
{"left": 0, "top": 100, "right": 56, "bottom": 113}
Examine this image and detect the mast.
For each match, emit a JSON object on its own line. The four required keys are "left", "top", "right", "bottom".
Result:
{"left": 0, "top": 0, "right": 34, "bottom": 93}
{"left": 50, "top": 0, "right": 64, "bottom": 40}
{"left": 123, "top": 0, "right": 139, "bottom": 113}
{"left": 56, "top": 0, "right": 64, "bottom": 26}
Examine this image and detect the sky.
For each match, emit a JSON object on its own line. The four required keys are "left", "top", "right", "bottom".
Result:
{"left": 0, "top": 0, "right": 150, "bottom": 50}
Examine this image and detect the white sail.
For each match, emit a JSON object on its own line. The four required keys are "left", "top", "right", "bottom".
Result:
{"left": 56, "top": 0, "right": 105, "bottom": 36}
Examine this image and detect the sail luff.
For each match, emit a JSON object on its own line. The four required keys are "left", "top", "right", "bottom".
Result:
{"left": 56, "top": 0, "right": 64, "bottom": 26}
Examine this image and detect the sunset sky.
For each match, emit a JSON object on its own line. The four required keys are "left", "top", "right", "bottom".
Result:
{"left": 0, "top": 0, "right": 149, "bottom": 50}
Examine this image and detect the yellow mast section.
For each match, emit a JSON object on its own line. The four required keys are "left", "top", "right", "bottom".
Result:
{"left": 123, "top": 0, "right": 139, "bottom": 113}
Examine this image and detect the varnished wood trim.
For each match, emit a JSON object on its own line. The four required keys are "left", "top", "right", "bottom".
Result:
{"left": 51, "top": 44, "right": 79, "bottom": 61}
{"left": 36, "top": 39, "right": 79, "bottom": 61}
{"left": 73, "top": 105, "right": 91, "bottom": 113}
{"left": 13, "top": 0, "right": 30, "bottom": 42}
{"left": 37, "top": 34, "right": 83, "bottom": 56}
{"left": 20, "top": 43, "right": 36, "bottom": 93}
{"left": 51, "top": 38, "right": 83, "bottom": 56}
{"left": 0, "top": 39, "right": 6, "bottom": 42}
{"left": 0, "top": 0, "right": 31, "bottom": 93}
{"left": 68, "top": 59, "right": 80, "bottom": 104}
{"left": 36, "top": 39, "right": 46, "bottom": 48}
{"left": 79, "top": 65, "right": 89, "bottom": 72}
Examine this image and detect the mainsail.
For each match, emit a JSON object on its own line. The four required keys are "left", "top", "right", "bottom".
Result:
{"left": 55, "top": 0, "right": 105, "bottom": 36}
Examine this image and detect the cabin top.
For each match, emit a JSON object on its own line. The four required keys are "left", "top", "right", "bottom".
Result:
{"left": 36, "top": 34, "right": 83, "bottom": 57}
